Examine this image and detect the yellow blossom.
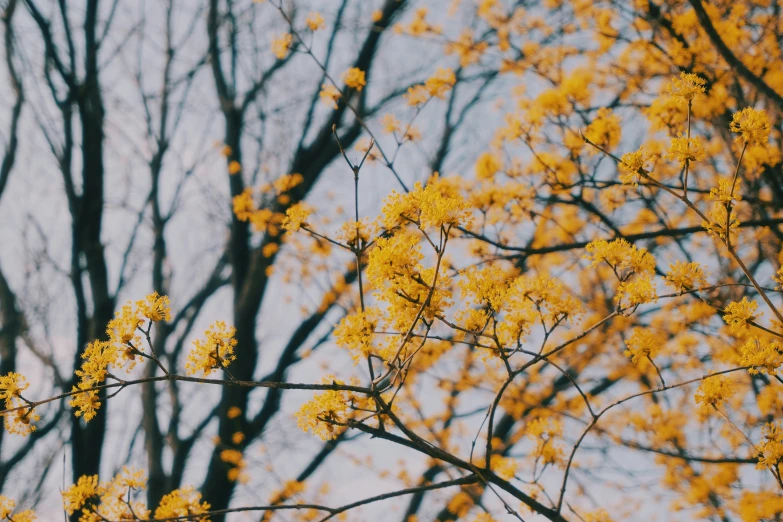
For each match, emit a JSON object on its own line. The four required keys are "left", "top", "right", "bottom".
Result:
{"left": 757, "top": 423, "right": 783, "bottom": 469}
{"left": 665, "top": 261, "right": 708, "bottom": 292}
{"left": 584, "top": 238, "right": 655, "bottom": 276}
{"left": 709, "top": 177, "right": 742, "bottom": 205}
{"left": 271, "top": 33, "right": 292, "bottom": 59}
{"left": 695, "top": 375, "right": 733, "bottom": 410}
{"left": 701, "top": 201, "right": 740, "bottom": 240}
{"left": 343, "top": 68, "right": 366, "bottom": 91}
{"left": 137, "top": 292, "right": 171, "bottom": 322}
{"left": 489, "top": 455, "right": 518, "bottom": 480}
{"left": 319, "top": 84, "right": 342, "bottom": 109}
{"left": 282, "top": 202, "right": 313, "bottom": 233}
{"left": 154, "top": 487, "right": 211, "bottom": 520}
{"left": 738, "top": 337, "right": 782, "bottom": 375}
{"left": 70, "top": 383, "right": 101, "bottom": 422}
{"left": 730, "top": 107, "right": 770, "bottom": 145}
{"left": 228, "top": 160, "right": 242, "bottom": 175}
{"left": 305, "top": 12, "right": 325, "bottom": 31}
{"left": 584, "top": 107, "right": 621, "bottom": 152}
{"left": 404, "top": 85, "right": 430, "bottom": 106}
{"left": 296, "top": 377, "right": 349, "bottom": 440}
{"left": 424, "top": 68, "right": 456, "bottom": 98}
{"left": 4, "top": 406, "right": 39, "bottom": 436}
{"left": 475, "top": 152, "right": 503, "bottom": 180}
{"left": 0, "top": 495, "right": 35, "bottom": 522}
{"left": 381, "top": 113, "right": 401, "bottom": 134}
{"left": 185, "top": 321, "right": 238, "bottom": 376}
{"left": 0, "top": 372, "right": 29, "bottom": 407}
{"left": 666, "top": 72, "right": 706, "bottom": 101}
{"left": 667, "top": 133, "right": 705, "bottom": 165}
{"left": 220, "top": 449, "right": 249, "bottom": 483}
{"left": 445, "top": 29, "right": 488, "bottom": 66}
{"left": 334, "top": 308, "right": 382, "bottom": 363}
{"left": 618, "top": 147, "right": 651, "bottom": 185}
{"left": 62, "top": 475, "right": 99, "bottom": 515}
{"left": 723, "top": 297, "right": 759, "bottom": 335}
{"left": 624, "top": 327, "right": 664, "bottom": 365}
{"left": 233, "top": 189, "right": 256, "bottom": 221}
{"left": 403, "top": 125, "right": 421, "bottom": 142}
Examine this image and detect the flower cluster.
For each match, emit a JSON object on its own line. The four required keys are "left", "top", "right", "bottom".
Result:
{"left": 70, "top": 293, "right": 170, "bottom": 421}
{"left": 0, "top": 495, "right": 35, "bottom": 522}
{"left": 667, "top": 72, "right": 706, "bottom": 101}
{"left": 295, "top": 377, "right": 350, "bottom": 440}
{"left": 723, "top": 297, "right": 759, "bottom": 335}
{"left": 0, "top": 373, "right": 38, "bottom": 436}
{"left": 343, "top": 68, "right": 366, "bottom": 91}
{"left": 185, "top": 321, "right": 238, "bottom": 376}
{"left": 694, "top": 375, "right": 734, "bottom": 412}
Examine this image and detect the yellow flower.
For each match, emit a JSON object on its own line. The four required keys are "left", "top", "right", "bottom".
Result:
{"left": 723, "top": 297, "right": 759, "bottom": 335}
{"left": 617, "top": 274, "right": 658, "bottom": 306}
{"left": 618, "top": 147, "right": 651, "bottom": 185}
{"left": 106, "top": 304, "right": 143, "bottom": 345}
{"left": 62, "top": 475, "right": 99, "bottom": 515}
{"left": 305, "top": 12, "right": 325, "bottom": 31}
{"left": 404, "top": 85, "right": 430, "bottom": 106}
{"left": 220, "top": 144, "right": 232, "bottom": 157}
{"left": 233, "top": 188, "right": 255, "bottom": 222}
{"left": 758, "top": 423, "right": 783, "bottom": 469}
{"left": 70, "top": 383, "right": 101, "bottom": 422}
{"left": 227, "top": 406, "right": 242, "bottom": 419}
{"left": 0, "top": 496, "right": 35, "bottom": 522}
{"left": 343, "top": 68, "right": 366, "bottom": 91}
{"left": 185, "top": 321, "right": 238, "bottom": 376}
{"left": 738, "top": 337, "right": 782, "bottom": 375}
{"left": 334, "top": 308, "right": 382, "bottom": 363}
{"left": 730, "top": 107, "right": 770, "bottom": 145}
{"left": 584, "top": 107, "right": 621, "bottom": 152}
{"left": 584, "top": 238, "right": 655, "bottom": 276}
{"left": 489, "top": 455, "right": 518, "bottom": 480}
{"left": 220, "top": 449, "right": 249, "bottom": 483}
{"left": 583, "top": 509, "right": 614, "bottom": 522}
{"left": 424, "top": 68, "right": 456, "bottom": 98}
{"left": 445, "top": 29, "right": 488, "bottom": 67}
{"left": 0, "top": 372, "right": 29, "bottom": 407}
{"left": 475, "top": 152, "right": 503, "bottom": 180}
{"left": 694, "top": 375, "right": 733, "bottom": 410}
{"left": 228, "top": 160, "right": 242, "bottom": 175}
{"left": 667, "top": 133, "right": 705, "bottom": 165}
{"left": 371, "top": 10, "right": 383, "bottom": 22}
{"left": 709, "top": 177, "right": 741, "bottom": 205}
{"left": 273, "top": 173, "right": 304, "bottom": 193}
{"left": 271, "top": 33, "right": 292, "bottom": 59}
{"left": 75, "top": 340, "right": 117, "bottom": 385}
{"left": 319, "top": 83, "right": 341, "bottom": 109}
{"left": 701, "top": 201, "right": 740, "bottom": 240}
{"left": 296, "top": 377, "right": 349, "bottom": 440}
{"left": 666, "top": 72, "right": 706, "bottom": 101}
{"left": 623, "top": 327, "right": 663, "bottom": 365}
{"left": 381, "top": 113, "right": 401, "bottom": 134}
{"left": 664, "top": 261, "right": 708, "bottom": 292}
{"left": 137, "top": 292, "right": 171, "bottom": 322}
{"left": 154, "top": 486, "right": 211, "bottom": 520}
{"left": 402, "top": 125, "right": 421, "bottom": 142}
{"left": 282, "top": 202, "right": 312, "bottom": 233}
